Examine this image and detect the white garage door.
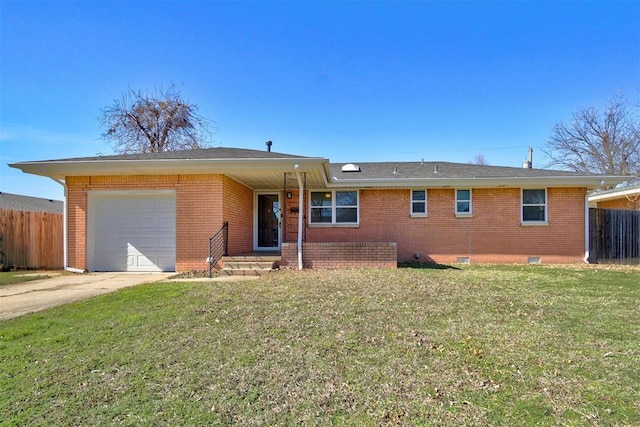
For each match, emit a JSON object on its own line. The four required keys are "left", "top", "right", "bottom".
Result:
{"left": 89, "top": 192, "right": 176, "bottom": 272}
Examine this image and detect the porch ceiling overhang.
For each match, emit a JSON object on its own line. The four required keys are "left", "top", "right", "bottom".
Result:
{"left": 10, "top": 158, "right": 332, "bottom": 190}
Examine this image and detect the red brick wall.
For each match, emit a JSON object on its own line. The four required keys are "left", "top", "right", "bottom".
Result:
{"left": 297, "top": 187, "right": 587, "bottom": 264}
{"left": 283, "top": 189, "right": 301, "bottom": 243}
{"left": 281, "top": 242, "right": 397, "bottom": 269}
{"left": 222, "top": 176, "right": 254, "bottom": 255}
{"left": 65, "top": 174, "right": 254, "bottom": 272}
{"left": 175, "top": 175, "right": 223, "bottom": 271}
{"left": 66, "top": 175, "right": 589, "bottom": 271}
{"left": 66, "top": 176, "right": 89, "bottom": 270}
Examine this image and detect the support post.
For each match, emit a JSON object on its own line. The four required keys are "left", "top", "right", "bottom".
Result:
{"left": 294, "top": 164, "right": 304, "bottom": 270}
{"left": 584, "top": 193, "right": 590, "bottom": 263}
{"left": 49, "top": 177, "right": 70, "bottom": 272}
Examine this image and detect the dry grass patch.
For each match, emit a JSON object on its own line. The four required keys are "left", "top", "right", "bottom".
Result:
{"left": 0, "top": 271, "right": 57, "bottom": 287}
{"left": 1, "top": 266, "right": 638, "bottom": 425}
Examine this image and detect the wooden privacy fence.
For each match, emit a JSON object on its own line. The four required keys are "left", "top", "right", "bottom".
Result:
{"left": 0, "top": 209, "right": 64, "bottom": 269}
{"left": 589, "top": 208, "right": 640, "bottom": 265}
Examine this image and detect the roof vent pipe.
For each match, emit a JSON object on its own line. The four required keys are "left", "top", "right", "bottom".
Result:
{"left": 266, "top": 140, "right": 272, "bottom": 152}
{"left": 522, "top": 146, "right": 533, "bottom": 168}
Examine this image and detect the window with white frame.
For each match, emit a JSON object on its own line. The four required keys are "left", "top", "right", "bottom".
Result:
{"left": 522, "top": 189, "right": 547, "bottom": 223}
{"left": 411, "top": 190, "right": 427, "bottom": 216}
{"left": 455, "top": 189, "right": 472, "bottom": 215}
{"left": 310, "top": 190, "right": 358, "bottom": 224}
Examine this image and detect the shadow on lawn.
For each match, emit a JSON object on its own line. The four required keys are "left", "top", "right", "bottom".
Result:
{"left": 397, "top": 261, "right": 460, "bottom": 270}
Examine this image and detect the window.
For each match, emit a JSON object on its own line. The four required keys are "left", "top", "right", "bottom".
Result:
{"left": 310, "top": 192, "right": 332, "bottom": 223}
{"left": 310, "top": 190, "right": 358, "bottom": 224}
{"left": 522, "top": 189, "right": 547, "bottom": 223}
{"left": 455, "top": 189, "right": 472, "bottom": 215}
{"left": 411, "top": 190, "right": 427, "bottom": 216}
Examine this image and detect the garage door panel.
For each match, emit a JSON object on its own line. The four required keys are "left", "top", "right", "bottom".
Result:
{"left": 137, "top": 236, "right": 157, "bottom": 248}
{"left": 138, "top": 198, "right": 156, "bottom": 208}
{"left": 137, "top": 216, "right": 157, "bottom": 227}
{"left": 158, "top": 216, "right": 174, "bottom": 227}
{"left": 136, "top": 255, "right": 156, "bottom": 268}
{"left": 97, "top": 252, "right": 128, "bottom": 271}
{"left": 90, "top": 193, "right": 176, "bottom": 272}
{"left": 158, "top": 236, "right": 175, "bottom": 248}
{"left": 121, "top": 216, "right": 138, "bottom": 228}
{"left": 99, "top": 241, "right": 126, "bottom": 255}
{"left": 157, "top": 255, "right": 175, "bottom": 270}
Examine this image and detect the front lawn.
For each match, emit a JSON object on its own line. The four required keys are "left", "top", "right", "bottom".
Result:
{"left": 1, "top": 266, "right": 638, "bottom": 425}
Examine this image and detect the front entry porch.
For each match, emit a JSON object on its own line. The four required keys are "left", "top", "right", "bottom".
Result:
{"left": 219, "top": 252, "right": 281, "bottom": 276}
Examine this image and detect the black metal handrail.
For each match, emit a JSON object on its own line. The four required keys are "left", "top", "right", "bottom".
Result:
{"left": 208, "top": 221, "right": 229, "bottom": 278}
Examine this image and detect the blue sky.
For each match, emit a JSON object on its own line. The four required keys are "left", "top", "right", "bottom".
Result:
{"left": 1, "top": 0, "right": 639, "bottom": 201}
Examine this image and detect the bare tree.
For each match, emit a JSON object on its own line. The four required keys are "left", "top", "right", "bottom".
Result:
{"left": 470, "top": 153, "right": 488, "bottom": 165}
{"left": 543, "top": 94, "right": 639, "bottom": 177}
{"left": 99, "top": 85, "right": 213, "bottom": 154}
{"left": 626, "top": 193, "right": 640, "bottom": 210}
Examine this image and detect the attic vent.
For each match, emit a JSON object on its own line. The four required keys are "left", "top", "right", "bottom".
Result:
{"left": 341, "top": 163, "right": 361, "bottom": 172}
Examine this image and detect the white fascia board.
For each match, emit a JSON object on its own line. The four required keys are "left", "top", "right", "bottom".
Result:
{"left": 9, "top": 157, "right": 330, "bottom": 180}
{"left": 589, "top": 186, "right": 640, "bottom": 202}
{"left": 326, "top": 175, "right": 632, "bottom": 189}
{"left": 11, "top": 157, "right": 630, "bottom": 191}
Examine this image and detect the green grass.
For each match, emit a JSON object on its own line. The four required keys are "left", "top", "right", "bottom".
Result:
{"left": 0, "top": 271, "right": 53, "bottom": 287}
{"left": 1, "top": 265, "right": 638, "bottom": 425}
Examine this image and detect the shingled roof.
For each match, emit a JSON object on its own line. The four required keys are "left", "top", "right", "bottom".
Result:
{"left": 10, "top": 147, "right": 630, "bottom": 190}
{"left": 0, "top": 192, "right": 63, "bottom": 213}
{"left": 329, "top": 161, "right": 602, "bottom": 180}
{"left": 40, "top": 147, "right": 309, "bottom": 162}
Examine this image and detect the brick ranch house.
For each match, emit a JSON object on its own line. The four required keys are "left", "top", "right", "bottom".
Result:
{"left": 10, "top": 147, "right": 629, "bottom": 272}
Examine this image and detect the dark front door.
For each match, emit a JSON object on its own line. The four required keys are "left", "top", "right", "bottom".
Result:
{"left": 257, "top": 194, "right": 280, "bottom": 249}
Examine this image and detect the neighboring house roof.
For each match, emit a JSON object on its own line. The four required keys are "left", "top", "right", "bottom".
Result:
{"left": 589, "top": 182, "right": 640, "bottom": 203}
{"left": 0, "top": 192, "right": 63, "bottom": 213}
{"left": 9, "top": 147, "right": 632, "bottom": 190}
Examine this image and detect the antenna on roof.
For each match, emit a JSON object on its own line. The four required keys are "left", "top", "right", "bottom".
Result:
{"left": 266, "top": 140, "right": 273, "bottom": 152}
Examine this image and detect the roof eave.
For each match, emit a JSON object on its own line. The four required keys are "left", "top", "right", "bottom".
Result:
{"left": 327, "top": 175, "right": 631, "bottom": 189}
{"left": 9, "top": 157, "right": 331, "bottom": 181}
{"left": 589, "top": 186, "right": 640, "bottom": 202}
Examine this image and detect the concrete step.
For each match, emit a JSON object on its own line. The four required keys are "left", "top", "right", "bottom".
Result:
{"left": 223, "top": 261, "right": 275, "bottom": 270}
{"left": 224, "top": 255, "right": 281, "bottom": 263}
{"left": 219, "top": 254, "right": 281, "bottom": 277}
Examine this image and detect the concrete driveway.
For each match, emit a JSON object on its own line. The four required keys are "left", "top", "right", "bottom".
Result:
{"left": 0, "top": 272, "right": 172, "bottom": 321}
